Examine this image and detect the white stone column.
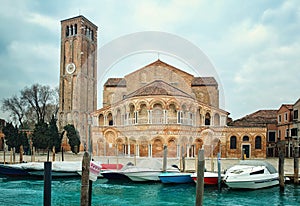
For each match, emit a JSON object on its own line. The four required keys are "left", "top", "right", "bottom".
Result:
{"left": 147, "top": 110, "right": 150, "bottom": 124}
{"left": 136, "top": 144, "right": 140, "bottom": 157}
{"left": 149, "top": 110, "right": 153, "bottom": 124}
{"left": 104, "top": 116, "right": 107, "bottom": 126}
{"left": 165, "top": 110, "right": 168, "bottom": 124}
{"left": 127, "top": 143, "right": 131, "bottom": 157}
{"left": 135, "top": 111, "right": 138, "bottom": 124}
{"left": 176, "top": 144, "right": 180, "bottom": 158}
{"left": 186, "top": 145, "right": 190, "bottom": 157}
{"left": 148, "top": 144, "right": 152, "bottom": 157}
{"left": 163, "top": 110, "right": 167, "bottom": 124}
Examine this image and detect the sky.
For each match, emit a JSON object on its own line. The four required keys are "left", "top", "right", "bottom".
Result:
{"left": 0, "top": 0, "right": 299, "bottom": 121}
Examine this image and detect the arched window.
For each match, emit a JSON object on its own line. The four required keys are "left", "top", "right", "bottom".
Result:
{"left": 70, "top": 25, "right": 73, "bottom": 35}
{"left": 230, "top": 136, "right": 237, "bottom": 149}
{"left": 214, "top": 113, "right": 220, "bottom": 126}
{"left": 243, "top": 136, "right": 249, "bottom": 141}
{"left": 255, "top": 136, "right": 262, "bottom": 149}
{"left": 107, "top": 113, "right": 113, "bottom": 126}
{"left": 74, "top": 24, "right": 77, "bottom": 35}
{"left": 66, "top": 26, "right": 69, "bottom": 37}
{"left": 98, "top": 114, "right": 104, "bottom": 126}
{"left": 205, "top": 112, "right": 211, "bottom": 126}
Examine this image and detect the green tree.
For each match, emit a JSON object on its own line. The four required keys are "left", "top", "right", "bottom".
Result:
{"left": 31, "top": 122, "right": 49, "bottom": 150}
{"left": 64, "top": 124, "right": 81, "bottom": 154}
{"left": 2, "top": 122, "right": 28, "bottom": 153}
{"left": 19, "top": 131, "right": 29, "bottom": 154}
{"left": 48, "top": 115, "right": 62, "bottom": 153}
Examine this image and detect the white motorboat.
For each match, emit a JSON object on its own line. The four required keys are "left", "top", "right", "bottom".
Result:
{"left": 103, "top": 159, "right": 180, "bottom": 182}
{"left": 123, "top": 166, "right": 179, "bottom": 182}
{"left": 223, "top": 160, "right": 279, "bottom": 189}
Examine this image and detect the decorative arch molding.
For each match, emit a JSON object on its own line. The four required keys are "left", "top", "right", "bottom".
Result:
{"left": 149, "top": 99, "right": 166, "bottom": 109}
{"left": 151, "top": 136, "right": 164, "bottom": 157}
{"left": 166, "top": 100, "right": 180, "bottom": 110}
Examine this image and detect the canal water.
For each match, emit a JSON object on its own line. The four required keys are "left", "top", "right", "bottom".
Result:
{"left": 0, "top": 177, "right": 299, "bottom": 206}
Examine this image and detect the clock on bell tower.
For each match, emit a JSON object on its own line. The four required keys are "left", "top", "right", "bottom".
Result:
{"left": 58, "top": 15, "right": 98, "bottom": 148}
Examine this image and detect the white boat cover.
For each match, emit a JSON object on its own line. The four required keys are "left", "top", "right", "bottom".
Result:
{"left": 238, "top": 160, "right": 277, "bottom": 174}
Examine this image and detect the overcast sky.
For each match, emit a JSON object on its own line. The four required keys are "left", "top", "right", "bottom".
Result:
{"left": 0, "top": 0, "right": 299, "bottom": 121}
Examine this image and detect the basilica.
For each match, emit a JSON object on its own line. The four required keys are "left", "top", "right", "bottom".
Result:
{"left": 57, "top": 15, "right": 280, "bottom": 159}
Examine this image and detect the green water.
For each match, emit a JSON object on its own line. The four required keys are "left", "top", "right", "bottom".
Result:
{"left": 0, "top": 177, "right": 299, "bottom": 206}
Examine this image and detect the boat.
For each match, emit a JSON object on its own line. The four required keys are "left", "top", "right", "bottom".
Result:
{"left": 0, "top": 161, "right": 83, "bottom": 178}
{"left": 21, "top": 161, "right": 82, "bottom": 178}
{"left": 101, "top": 162, "right": 134, "bottom": 180}
{"left": 123, "top": 166, "right": 179, "bottom": 182}
{"left": 159, "top": 172, "right": 194, "bottom": 184}
{"left": 223, "top": 160, "right": 279, "bottom": 189}
{"left": 122, "top": 159, "right": 180, "bottom": 182}
{"left": 191, "top": 172, "right": 224, "bottom": 185}
{"left": 0, "top": 163, "right": 30, "bottom": 177}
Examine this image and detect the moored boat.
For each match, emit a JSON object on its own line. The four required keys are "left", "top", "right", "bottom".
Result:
{"left": 0, "top": 163, "right": 30, "bottom": 177}
{"left": 123, "top": 166, "right": 179, "bottom": 182}
{"left": 223, "top": 160, "right": 279, "bottom": 189}
{"left": 191, "top": 172, "right": 224, "bottom": 185}
{"left": 22, "top": 161, "right": 82, "bottom": 178}
{"left": 159, "top": 172, "right": 194, "bottom": 184}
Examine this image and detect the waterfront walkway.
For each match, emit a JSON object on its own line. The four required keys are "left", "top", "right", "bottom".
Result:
{"left": 0, "top": 151, "right": 298, "bottom": 176}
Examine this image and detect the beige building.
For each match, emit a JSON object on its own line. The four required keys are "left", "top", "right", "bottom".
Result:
{"left": 91, "top": 60, "right": 228, "bottom": 158}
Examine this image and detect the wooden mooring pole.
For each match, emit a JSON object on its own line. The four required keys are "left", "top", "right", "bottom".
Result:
{"left": 81, "top": 152, "right": 90, "bottom": 206}
{"left": 181, "top": 146, "right": 185, "bottom": 172}
{"left": 217, "top": 152, "right": 222, "bottom": 192}
{"left": 44, "top": 161, "right": 52, "bottom": 206}
{"left": 278, "top": 140, "right": 285, "bottom": 191}
{"left": 163, "top": 145, "right": 167, "bottom": 172}
{"left": 3, "top": 145, "right": 5, "bottom": 164}
{"left": 19, "top": 145, "right": 23, "bottom": 163}
{"left": 61, "top": 147, "right": 64, "bottom": 162}
{"left": 294, "top": 137, "right": 299, "bottom": 184}
{"left": 195, "top": 149, "right": 204, "bottom": 206}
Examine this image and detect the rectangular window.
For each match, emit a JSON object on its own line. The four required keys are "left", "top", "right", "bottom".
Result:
{"left": 291, "top": 128, "right": 298, "bottom": 137}
{"left": 285, "top": 113, "right": 288, "bottom": 121}
{"left": 278, "top": 130, "right": 281, "bottom": 138}
{"left": 294, "top": 110, "right": 298, "bottom": 120}
{"left": 278, "top": 115, "right": 282, "bottom": 122}
{"left": 286, "top": 129, "right": 289, "bottom": 138}
{"left": 268, "top": 131, "right": 276, "bottom": 142}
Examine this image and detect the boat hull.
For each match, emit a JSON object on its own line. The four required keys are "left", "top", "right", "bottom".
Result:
{"left": 101, "top": 171, "right": 130, "bottom": 180}
{"left": 224, "top": 177, "right": 279, "bottom": 189}
{"left": 191, "top": 172, "right": 223, "bottom": 185}
{"left": 159, "top": 173, "right": 194, "bottom": 184}
{"left": 0, "top": 164, "right": 29, "bottom": 177}
{"left": 124, "top": 171, "right": 162, "bottom": 181}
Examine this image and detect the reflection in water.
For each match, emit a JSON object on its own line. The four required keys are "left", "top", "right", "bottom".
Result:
{"left": 0, "top": 177, "right": 299, "bottom": 205}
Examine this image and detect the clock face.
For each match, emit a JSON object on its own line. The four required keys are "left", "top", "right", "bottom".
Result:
{"left": 66, "top": 63, "right": 76, "bottom": 74}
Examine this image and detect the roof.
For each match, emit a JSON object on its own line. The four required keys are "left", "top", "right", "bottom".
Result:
{"left": 125, "top": 59, "right": 194, "bottom": 78}
{"left": 61, "top": 15, "right": 98, "bottom": 29}
{"left": 125, "top": 80, "right": 194, "bottom": 99}
{"left": 104, "top": 78, "right": 126, "bottom": 87}
{"left": 228, "top": 110, "right": 277, "bottom": 127}
{"left": 192, "top": 77, "right": 218, "bottom": 86}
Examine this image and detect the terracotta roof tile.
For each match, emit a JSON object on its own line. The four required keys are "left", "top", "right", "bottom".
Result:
{"left": 104, "top": 78, "right": 126, "bottom": 87}
{"left": 228, "top": 110, "right": 278, "bottom": 127}
{"left": 192, "top": 77, "right": 218, "bottom": 86}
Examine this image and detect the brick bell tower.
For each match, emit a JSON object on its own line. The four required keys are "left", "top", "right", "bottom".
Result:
{"left": 58, "top": 15, "right": 98, "bottom": 150}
